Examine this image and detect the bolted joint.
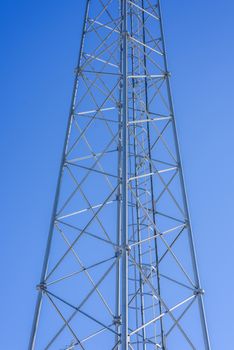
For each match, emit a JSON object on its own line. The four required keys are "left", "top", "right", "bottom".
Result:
{"left": 74, "top": 67, "right": 81, "bottom": 75}
{"left": 113, "top": 315, "right": 121, "bottom": 326}
{"left": 116, "top": 193, "right": 122, "bottom": 201}
{"left": 184, "top": 218, "right": 190, "bottom": 226}
{"left": 194, "top": 288, "right": 205, "bottom": 296}
{"left": 122, "top": 30, "right": 129, "bottom": 38}
{"left": 117, "top": 144, "right": 123, "bottom": 152}
{"left": 164, "top": 71, "right": 171, "bottom": 78}
{"left": 125, "top": 244, "right": 131, "bottom": 255}
{"left": 118, "top": 245, "right": 131, "bottom": 256}
{"left": 116, "top": 101, "right": 122, "bottom": 109}
{"left": 36, "top": 282, "right": 47, "bottom": 292}
{"left": 115, "top": 247, "right": 122, "bottom": 257}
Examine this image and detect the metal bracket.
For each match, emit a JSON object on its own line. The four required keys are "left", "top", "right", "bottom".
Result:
{"left": 194, "top": 288, "right": 205, "bottom": 296}
{"left": 36, "top": 282, "right": 47, "bottom": 292}
{"left": 113, "top": 315, "right": 122, "bottom": 326}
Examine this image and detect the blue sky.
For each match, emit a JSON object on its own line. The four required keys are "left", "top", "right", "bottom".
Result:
{"left": 1, "top": 0, "right": 234, "bottom": 348}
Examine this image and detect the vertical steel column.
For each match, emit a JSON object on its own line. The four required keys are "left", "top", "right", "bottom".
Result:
{"left": 157, "top": 1, "right": 211, "bottom": 349}
{"left": 129, "top": 6, "right": 146, "bottom": 350}
{"left": 27, "top": 1, "right": 90, "bottom": 349}
{"left": 121, "top": 0, "right": 129, "bottom": 349}
{"left": 116, "top": 2, "right": 123, "bottom": 348}
{"left": 141, "top": 0, "right": 166, "bottom": 348}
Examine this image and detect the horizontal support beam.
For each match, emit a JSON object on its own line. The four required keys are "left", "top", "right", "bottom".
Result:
{"left": 76, "top": 106, "right": 117, "bottom": 116}
{"left": 128, "top": 116, "right": 172, "bottom": 125}
{"left": 128, "top": 74, "right": 165, "bottom": 79}
{"left": 57, "top": 200, "right": 115, "bottom": 220}
{"left": 84, "top": 53, "right": 119, "bottom": 68}
{"left": 128, "top": 166, "right": 178, "bottom": 182}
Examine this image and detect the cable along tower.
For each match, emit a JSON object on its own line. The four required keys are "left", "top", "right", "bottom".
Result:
{"left": 29, "top": 1, "right": 211, "bottom": 349}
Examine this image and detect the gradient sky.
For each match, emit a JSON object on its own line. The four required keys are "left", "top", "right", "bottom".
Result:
{"left": 1, "top": 1, "right": 234, "bottom": 349}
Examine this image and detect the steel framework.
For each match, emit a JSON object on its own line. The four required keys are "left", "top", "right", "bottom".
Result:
{"left": 29, "top": 1, "right": 211, "bottom": 349}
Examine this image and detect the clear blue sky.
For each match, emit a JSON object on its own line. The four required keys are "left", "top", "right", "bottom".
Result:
{"left": 1, "top": 1, "right": 234, "bottom": 348}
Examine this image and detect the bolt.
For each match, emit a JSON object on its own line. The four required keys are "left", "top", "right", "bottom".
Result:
{"left": 113, "top": 316, "right": 121, "bottom": 325}
{"left": 36, "top": 282, "right": 47, "bottom": 292}
{"left": 194, "top": 288, "right": 205, "bottom": 296}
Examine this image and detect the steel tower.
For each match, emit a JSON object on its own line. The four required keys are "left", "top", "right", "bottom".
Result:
{"left": 29, "top": 1, "right": 211, "bottom": 349}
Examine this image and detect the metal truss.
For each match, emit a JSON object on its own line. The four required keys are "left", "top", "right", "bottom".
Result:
{"left": 29, "top": 1, "right": 211, "bottom": 349}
